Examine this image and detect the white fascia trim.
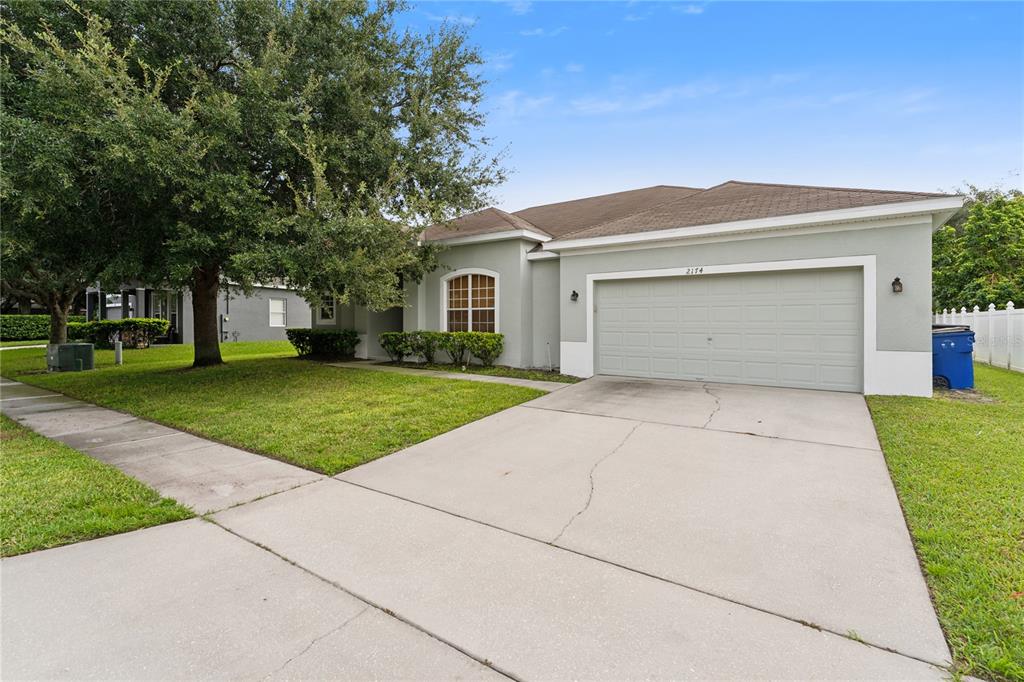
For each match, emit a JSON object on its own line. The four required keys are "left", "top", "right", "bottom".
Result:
{"left": 526, "top": 250, "right": 560, "bottom": 261}
{"left": 440, "top": 267, "right": 500, "bottom": 333}
{"left": 559, "top": 255, "right": 925, "bottom": 396}
{"left": 544, "top": 197, "right": 964, "bottom": 252}
{"left": 432, "top": 229, "right": 551, "bottom": 246}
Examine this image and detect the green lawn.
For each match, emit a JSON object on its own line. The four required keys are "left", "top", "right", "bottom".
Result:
{"left": 0, "top": 415, "right": 192, "bottom": 557}
{"left": 387, "top": 361, "right": 581, "bottom": 383}
{"left": 868, "top": 364, "right": 1024, "bottom": 682}
{"left": 1, "top": 341, "right": 542, "bottom": 475}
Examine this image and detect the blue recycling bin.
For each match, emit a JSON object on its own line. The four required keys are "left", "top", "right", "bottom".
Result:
{"left": 932, "top": 326, "right": 975, "bottom": 389}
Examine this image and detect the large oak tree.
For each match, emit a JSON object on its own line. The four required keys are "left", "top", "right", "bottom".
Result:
{"left": 5, "top": 0, "right": 502, "bottom": 365}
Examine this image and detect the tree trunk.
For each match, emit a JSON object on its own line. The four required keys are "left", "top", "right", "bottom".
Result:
{"left": 48, "top": 298, "right": 69, "bottom": 345}
{"left": 191, "top": 265, "right": 223, "bottom": 367}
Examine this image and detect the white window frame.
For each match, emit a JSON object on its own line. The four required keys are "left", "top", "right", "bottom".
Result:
{"left": 268, "top": 297, "right": 287, "bottom": 327}
{"left": 316, "top": 296, "right": 336, "bottom": 324}
{"left": 440, "top": 268, "right": 500, "bottom": 333}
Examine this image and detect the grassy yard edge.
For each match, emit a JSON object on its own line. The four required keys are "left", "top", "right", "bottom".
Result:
{"left": 1, "top": 415, "right": 193, "bottom": 557}
{"left": 867, "top": 365, "right": 1024, "bottom": 682}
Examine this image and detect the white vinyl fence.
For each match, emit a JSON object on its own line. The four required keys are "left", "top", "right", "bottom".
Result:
{"left": 934, "top": 302, "right": 1022, "bottom": 372}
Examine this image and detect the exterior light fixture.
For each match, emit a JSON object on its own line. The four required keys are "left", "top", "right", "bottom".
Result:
{"left": 891, "top": 277, "right": 903, "bottom": 293}
{"left": 570, "top": 290, "right": 579, "bottom": 302}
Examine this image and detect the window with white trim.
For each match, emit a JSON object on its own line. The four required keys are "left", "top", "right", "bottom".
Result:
{"left": 269, "top": 298, "right": 287, "bottom": 327}
{"left": 317, "top": 297, "right": 336, "bottom": 324}
{"left": 446, "top": 273, "right": 496, "bottom": 332}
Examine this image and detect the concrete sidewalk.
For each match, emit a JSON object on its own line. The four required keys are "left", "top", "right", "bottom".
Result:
{"left": 0, "top": 379, "right": 320, "bottom": 514}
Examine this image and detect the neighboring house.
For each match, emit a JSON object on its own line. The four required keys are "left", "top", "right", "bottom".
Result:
{"left": 379, "top": 180, "right": 962, "bottom": 397}
{"left": 85, "top": 284, "right": 311, "bottom": 344}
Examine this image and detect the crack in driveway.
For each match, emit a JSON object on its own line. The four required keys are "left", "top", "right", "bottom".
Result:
{"left": 701, "top": 383, "right": 722, "bottom": 428}
{"left": 261, "top": 606, "right": 371, "bottom": 680}
{"left": 550, "top": 422, "right": 641, "bottom": 544}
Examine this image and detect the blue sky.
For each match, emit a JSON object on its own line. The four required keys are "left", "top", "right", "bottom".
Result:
{"left": 403, "top": 1, "right": 1023, "bottom": 210}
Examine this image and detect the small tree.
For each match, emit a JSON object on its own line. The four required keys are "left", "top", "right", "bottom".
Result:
{"left": 932, "top": 185, "right": 1024, "bottom": 309}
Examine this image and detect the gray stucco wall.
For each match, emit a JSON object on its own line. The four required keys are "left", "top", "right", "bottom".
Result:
{"left": 530, "top": 259, "right": 561, "bottom": 369}
{"left": 404, "top": 239, "right": 531, "bottom": 367}
{"left": 312, "top": 300, "right": 401, "bottom": 360}
{"left": 181, "top": 285, "right": 312, "bottom": 344}
{"left": 558, "top": 220, "right": 933, "bottom": 353}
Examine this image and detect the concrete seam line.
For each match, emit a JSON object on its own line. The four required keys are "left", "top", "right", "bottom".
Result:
{"left": 518, "top": 403, "right": 882, "bottom": 453}
{"left": 700, "top": 383, "right": 722, "bottom": 429}
{"left": 333, "top": 478, "right": 950, "bottom": 672}
{"left": 202, "top": 518, "right": 523, "bottom": 682}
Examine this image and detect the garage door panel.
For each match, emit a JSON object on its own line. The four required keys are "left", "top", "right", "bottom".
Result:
{"left": 820, "top": 334, "right": 860, "bottom": 354}
{"left": 596, "top": 269, "right": 862, "bottom": 392}
{"left": 652, "top": 306, "right": 678, "bottom": 323}
{"left": 744, "top": 305, "right": 778, "bottom": 323}
{"left": 745, "top": 334, "right": 778, "bottom": 352}
{"left": 780, "top": 304, "right": 817, "bottom": 323}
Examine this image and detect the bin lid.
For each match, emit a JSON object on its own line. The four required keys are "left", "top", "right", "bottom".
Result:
{"left": 932, "top": 325, "right": 971, "bottom": 334}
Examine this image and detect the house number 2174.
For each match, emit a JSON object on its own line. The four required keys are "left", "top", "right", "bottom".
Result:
{"left": 683, "top": 266, "right": 704, "bottom": 275}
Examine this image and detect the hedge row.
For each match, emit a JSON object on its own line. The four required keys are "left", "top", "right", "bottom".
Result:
{"left": 379, "top": 331, "right": 504, "bottom": 366}
{"left": 0, "top": 314, "right": 86, "bottom": 341}
{"left": 70, "top": 318, "right": 170, "bottom": 349}
{"left": 285, "top": 328, "right": 359, "bottom": 359}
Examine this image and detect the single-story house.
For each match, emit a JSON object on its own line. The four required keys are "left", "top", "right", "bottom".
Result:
{"left": 85, "top": 284, "right": 311, "bottom": 344}
{"left": 315, "top": 181, "right": 964, "bottom": 396}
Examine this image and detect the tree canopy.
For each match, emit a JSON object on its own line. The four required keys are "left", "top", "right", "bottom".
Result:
{"left": 3, "top": 0, "right": 502, "bottom": 363}
{"left": 1, "top": 7, "right": 195, "bottom": 342}
{"left": 932, "top": 185, "right": 1024, "bottom": 311}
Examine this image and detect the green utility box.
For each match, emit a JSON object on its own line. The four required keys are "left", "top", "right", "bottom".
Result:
{"left": 46, "top": 343, "right": 95, "bottom": 372}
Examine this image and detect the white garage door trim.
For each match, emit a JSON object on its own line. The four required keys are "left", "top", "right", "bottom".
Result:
{"left": 560, "top": 255, "right": 929, "bottom": 396}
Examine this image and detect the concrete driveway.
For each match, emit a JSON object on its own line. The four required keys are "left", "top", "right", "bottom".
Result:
{"left": 3, "top": 376, "right": 951, "bottom": 679}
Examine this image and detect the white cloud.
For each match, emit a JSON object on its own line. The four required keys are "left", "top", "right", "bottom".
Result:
{"left": 485, "top": 50, "right": 516, "bottom": 73}
{"left": 425, "top": 12, "right": 477, "bottom": 26}
{"left": 565, "top": 62, "right": 585, "bottom": 73}
{"left": 674, "top": 4, "right": 705, "bottom": 15}
{"left": 520, "top": 26, "right": 568, "bottom": 37}
{"left": 571, "top": 81, "right": 721, "bottom": 115}
{"left": 506, "top": 0, "right": 532, "bottom": 15}
{"left": 623, "top": 13, "right": 648, "bottom": 22}
{"left": 494, "top": 90, "right": 553, "bottom": 118}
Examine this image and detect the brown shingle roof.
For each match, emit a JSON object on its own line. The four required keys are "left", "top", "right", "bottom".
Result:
{"left": 423, "top": 181, "right": 954, "bottom": 243}
{"left": 557, "top": 181, "right": 953, "bottom": 241}
{"left": 422, "top": 207, "right": 547, "bottom": 241}
{"left": 513, "top": 185, "right": 702, "bottom": 237}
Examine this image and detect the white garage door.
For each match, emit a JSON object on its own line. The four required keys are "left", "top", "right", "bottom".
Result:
{"left": 595, "top": 269, "right": 863, "bottom": 392}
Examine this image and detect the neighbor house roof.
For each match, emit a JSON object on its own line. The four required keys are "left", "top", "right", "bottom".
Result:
{"left": 423, "top": 181, "right": 957, "bottom": 244}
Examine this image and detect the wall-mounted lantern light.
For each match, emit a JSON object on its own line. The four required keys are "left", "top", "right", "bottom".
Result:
{"left": 570, "top": 290, "right": 579, "bottom": 302}
{"left": 891, "top": 277, "right": 903, "bottom": 294}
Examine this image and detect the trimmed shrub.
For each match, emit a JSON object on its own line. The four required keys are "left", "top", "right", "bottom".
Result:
{"left": 79, "top": 318, "right": 170, "bottom": 349}
{"left": 379, "top": 331, "right": 413, "bottom": 362}
{"left": 464, "top": 332, "right": 504, "bottom": 366}
{"left": 438, "top": 331, "right": 471, "bottom": 364}
{"left": 0, "top": 314, "right": 86, "bottom": 341}
{"left": 409, "top": 330, "right": 444, "bottom": 363}
{"left": 67, "top": 322, "right": 87, "bottom": 341}
{"left": 286, "top": 328, "right": 359, "bottom": 359}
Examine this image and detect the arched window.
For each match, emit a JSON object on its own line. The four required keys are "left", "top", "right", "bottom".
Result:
{"left": 444, "top": 271, "right": 497, "bottom": 332}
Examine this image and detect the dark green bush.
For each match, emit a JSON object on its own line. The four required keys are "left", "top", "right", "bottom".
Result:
{"left": 438, "top": 331, "right": 471, "bottom": 364}
{"left": 408, "top": 330, "right": 444, "bottom": 363}
{"left": 79, "top": 318, "right": 170, "bottom": 349}
{"left": 464, "top": 332, "right": 504, "bottom": 366}
{"left": 379, "top": 331, "right": 413, "bottom": 362}
{"left": 0, "top": 314, "right": 86, "bottom": 341}
{"left": 67, "top": 322, "right": 87, "bottom": 341}
{"left": 286, "top": 328, "right": 359, "bottom": 359}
